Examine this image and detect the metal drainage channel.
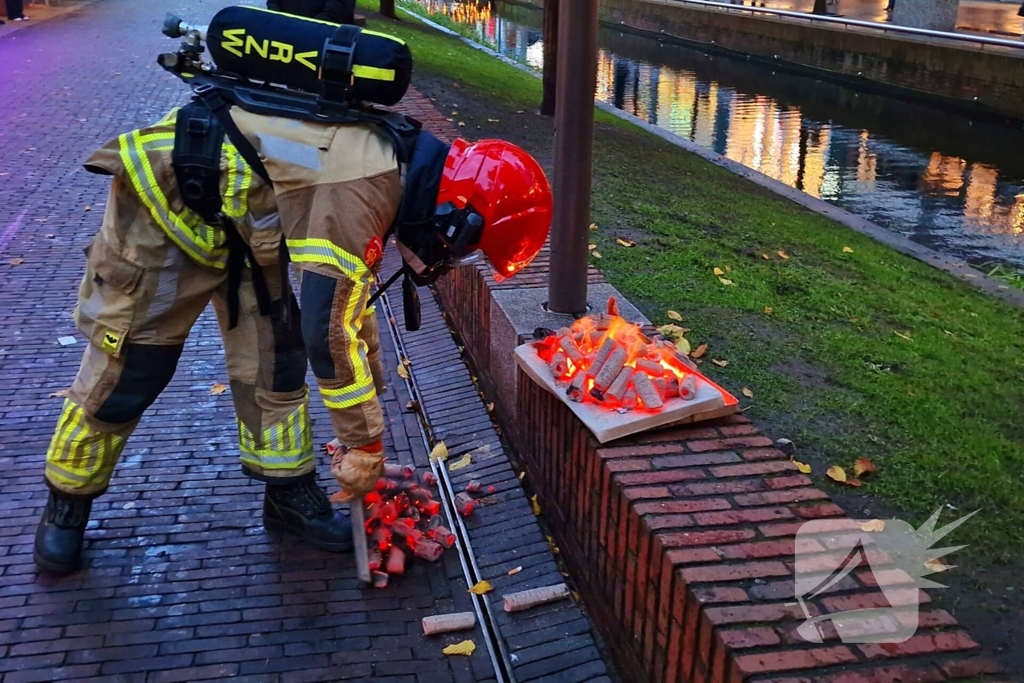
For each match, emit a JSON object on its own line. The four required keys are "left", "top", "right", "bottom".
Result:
{"left": 380, "top": 284, "right": 517, "bottom": 683}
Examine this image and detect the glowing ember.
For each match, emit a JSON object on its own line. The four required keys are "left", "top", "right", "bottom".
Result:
{"left": 534, "top": 297, "right": 700, "bottom": 412}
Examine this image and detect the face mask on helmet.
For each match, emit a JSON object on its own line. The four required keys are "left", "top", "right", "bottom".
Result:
{"left": 395, "top": 201, "right": 486, "bottom": 286}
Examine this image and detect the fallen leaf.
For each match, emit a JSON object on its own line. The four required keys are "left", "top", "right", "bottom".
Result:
{"left": 45, "top": 234, "right": 55, "bottom": 239}
{"left": 210, "top": 383, "right": 228, "bottom": 395}
{"left": 530, "top": 494, "right": 541, "bottom": 515}
{"left": 591, "top": 251, "right": 602, "bottom": 259}
{"left": 615, "top": 238, "right": 635, "bottom": 248}
{"left": 854, "top": 458, "right": 878, "bottom": 478}
{"left": 508, "top": 566, "right": 522, "bottom": 575}
{"left": 761, "top": 253, "right": 770, "bottom": 261}
{"left": 894, "top": 331, "right": 912, "bottom": 340}
{"left": 741, "top": 387, "right": 754, "bottom": 398}
{"left": 448, "top": 453, "right": 472, "bottom": 471}
{"left": 402, "top": 357, "right": 412, "bottom": 367}
{"left": 691, "top": 343, "right": 708, "bottom": 359}
{"left": 451, "top": 110, "right": 458, "bottom": 115}
{"left": 924, "top": 559, "right": 951, "bottom": 573}
{"left": 657, "top": 324, "right": 687, "bottom": 339}
{"left": 725, "top": 265, "right": 732, "bottom": 273}
{"left": 406, "top": 400, "right": 420, "bottom": 413}
{"left": 713, "top": 267, "right": 725, "bottom": 276}
{"left": 84, "top": 205, "right": 92, "bottom": 211}
{"left": 487, "top": 118, "right": 500, "bottom": 123}
{"left": 429, "top": 442, "right": 449, "bottom": 461}
{"left": 588, "top": 243, "right": 597, "bottom": 250}
{"left": 458, "top": 122, "right": 466, "bottom": 127}
{"left": 711, "top": 359, "right": 728, "bottom": 367}
{"left": 827, "top": 465, "right": 848, "bottom": 483}
{"left": 719, "top": 278, "right": 736, "bottom": 286}
{"left": 589, "top": 223, "right": 598, "bottom": 231}
{"left": 675, "top": 337, "right": 691, "bottom": 356}
{"left": 943, "top": 330, "right": 954, "bottom": 336}
{"left": 468, "top": 580, "right": 493, "bottom": 595}
{"left": 842, "top": 246, "right": 854, "bottom": 253}
{"left": 846, "top": 477, "right": 863, "bottom": 487}
{"left": 778, "top": 250, "right": 790, "bottom": 259}
{"left": 792, "top": 459, "right": 812, "bottom": 474}
{"left": 764, "top": 306, "right": 773, "bottom": 315}
{"left": 397, "top": 363, "right": 410, "bottom": 379}
{"left": 49, "top": 389, "right": 70, "bottom": 398}
{"left": 443, "top": 640, "right": 476, "bottom": 656}
{"left": 9, "top": 258, "right": 24, "bottom": 265}
{"left": 859, "top": 519, "right": 886, "bottom": 532}
{"left": 667, "top": 310, "right": 683, "bottom": 322}
{"left": 487, "top": 402, "right": 495, "bottom": 412}
{"left": 518, "top": 472, "right": 526, "bottom": 480}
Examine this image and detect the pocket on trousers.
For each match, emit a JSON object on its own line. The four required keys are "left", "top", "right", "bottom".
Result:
{"left": 74, "top": 237, "right": 146, "bottom": 357}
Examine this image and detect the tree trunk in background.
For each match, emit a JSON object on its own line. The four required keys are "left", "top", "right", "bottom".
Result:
{"left": 380, "top": 0, "right": 396, "bottom": 19}
{"left": 541, "top": 0, "right": 559, "bottom": 116}
{"left": 812, "top": 0, "right": 827, "bottom": 13}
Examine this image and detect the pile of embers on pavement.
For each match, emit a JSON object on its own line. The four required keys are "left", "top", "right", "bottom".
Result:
{"left": 324, "top": 441, "right": 488, "bottom": 588}
{"left": 534, "top": 298, "right": 701, "bottom": 413}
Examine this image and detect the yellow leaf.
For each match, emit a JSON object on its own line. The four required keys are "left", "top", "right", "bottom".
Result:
{"left": 894, "top": 331, "right": 912, "bottom": 341}
{"left": 402, "top": 357, "right": 412, "bottom": 367}
{"left": 827, "top": 465, "right": 848, "bottom": 483}
{"left": 843, "top": 246, "right": 854, "bottom": 253}
{"left": 924, "top": 559, "right": 951, "bottom": 573}
{"left": 591, "top": 251, "right": 602, "bottom": 259}
{"left": 588, "top": 244, "right": 597, "bottom": 250}
{"left": 691, "top": 343, "right": 708, "bottom": 359}
{"left": 468, "top": 580, "right": 493, "bottom": 595}
{"left": 675, "top": 337, "right": 691, "bottom": 356}
{"left": 657, "top": 324, "right": 687, "bottom": 339}
{"left": 741, "top": 387, "right": 754, "bottom": 398}
{"left": 487, "top": 402, "right": 495, "bottom": 412}
{"left": 725, "top": 265, "right": 732, "bottom": 273}
{"left": 616, "top": 238, "right": 635, "bottom": 248}
{"left": 448, "top": 453, "right": 472, "bottom": 471}
{"left": 792, "top": 459, "right": 812, "bottom": 474}
{"left": 711, "top": 359, "right": 728, "bottom": 367}
{"left": 667, "top": 310, "right": 683, "bottom": 322}
{"left": 397, "top": 363, "right": 410, "bottom": 379}
{"left": 530, "top": 495, "right": 541, "bottom": 515}
{"left": 719, "top": 278, "right": 736, "bottom": 286}
{"left": 589, "top": 223, "right": 598, "bottom": 231}
{"left": 49, "top": 389, "right": 70, "bottom": 398}
{"left": 761, "top": 253, "right": 770, "bottom": 261}
{"left": 713, "top": 267, "right": 724, "bottom": 276}
{"left": 210, "top": 383, "right": 228, "bottom": 396}
{"left": 9, "top": 258, "right": 24, "bottom": 265}
{"left": 859, "top": 519, "right": 886, "bottom": 532}
{"left": 508, "top": 566, "right": 522, "bottom": 575}
{"left": 764, "top": 306, "right": 773, "bottom": 315}
{"left": 429, "top": 442, "right": 449, "bottom": 461}
{"left": 853, "top": 458, "right": 878, "bottom": 478}
{"left": 443, "top": 640, "right": 476, "bottom": 656}
{"left": 778, "top": 250, "right": 790, "bottom": 259}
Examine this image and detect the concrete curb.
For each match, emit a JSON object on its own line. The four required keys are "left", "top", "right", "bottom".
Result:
{"left": 400, "top": 5, "right": 1024, "bottom": 312}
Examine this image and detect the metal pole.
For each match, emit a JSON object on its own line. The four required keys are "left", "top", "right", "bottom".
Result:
{"left": 547, "top": 0, "right": 599, "bottom": 315}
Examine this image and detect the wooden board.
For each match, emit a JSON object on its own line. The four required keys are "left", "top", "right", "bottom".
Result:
{"left": 514, "top": 344, "right": 739, "bottom": 444}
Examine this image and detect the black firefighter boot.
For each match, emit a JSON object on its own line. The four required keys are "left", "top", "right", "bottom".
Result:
{"left": 34, "top": 489, "right": 92, "bottom": 573}
{"left": 264, "top": 475, "right": 354, "bottom": 552}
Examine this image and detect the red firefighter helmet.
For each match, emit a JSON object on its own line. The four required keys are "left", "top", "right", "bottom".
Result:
{"left": 438, "top": 138, "right": 552, "bottom": 280}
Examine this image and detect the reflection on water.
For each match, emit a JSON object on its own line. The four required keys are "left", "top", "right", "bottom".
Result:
{"left": 415, "top": 0, "right": 1024, "bottom": 267}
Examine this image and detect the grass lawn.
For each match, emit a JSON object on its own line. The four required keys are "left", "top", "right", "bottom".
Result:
{"left": 360, "top": 0, "right": 1024, "bottom": 563}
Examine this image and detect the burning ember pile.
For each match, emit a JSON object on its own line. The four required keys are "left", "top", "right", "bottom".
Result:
{"left": 534, "top": 298, "right": 700, "bottom": 412}
{"left": 325, "top": 440, "right": 479, "bottom": 589}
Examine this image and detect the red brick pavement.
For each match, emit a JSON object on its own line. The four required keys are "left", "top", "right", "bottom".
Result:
{"left": 0, "top": 2, "right": 495, "bottom": 681}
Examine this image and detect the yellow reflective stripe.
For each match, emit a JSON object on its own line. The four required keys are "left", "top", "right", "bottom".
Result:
{"left": 45, "top": 400, "right": 126, "bottom": 489}
{"left": 222, "top": 146, "right": 252, "bottom": 219}
{"left": 320, "top": 379, "right": 376, "bottom": 409}
{"left": 154, "top": 108, "right": 180, "bottom": 126}
{"left": 119, "top": 131, "right": 228, "bottom": 269}
{"left": 236, "top": 404, "right": 313, "bottom": 461}
{"left": 286, "top": 238, "right": 370, "bottom": 281}
{"left": 352, "top": 65, "right": 395, "bottom": 82}
{"left": 344, "top": 277, "right": 373, "bottom": 388}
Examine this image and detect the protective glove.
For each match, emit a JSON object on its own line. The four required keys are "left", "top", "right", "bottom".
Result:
{"left": 330, "top": 444, "right": 384, "bottom": 503}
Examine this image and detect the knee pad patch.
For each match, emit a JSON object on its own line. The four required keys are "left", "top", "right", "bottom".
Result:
{"left": 299, "top": 271, "right": 338, "bottom": 380}
{"left": 94, "top": 344, "right": 183, "bottom": 424}
{"left": 271, "top": 294, "right": 308, "bottom": 393}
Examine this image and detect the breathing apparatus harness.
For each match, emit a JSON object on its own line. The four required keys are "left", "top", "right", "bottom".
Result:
{"left": 159, "top": 10, "right": 435, "bottom": 330}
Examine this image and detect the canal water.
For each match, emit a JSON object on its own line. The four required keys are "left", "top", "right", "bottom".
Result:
{"left": 413, "top": 0, "right": 1024, "bottom": 271}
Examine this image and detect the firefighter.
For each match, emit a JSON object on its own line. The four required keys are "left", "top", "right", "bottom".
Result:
{"left": 33, "top": 103, "right": 552, "bottom": 573}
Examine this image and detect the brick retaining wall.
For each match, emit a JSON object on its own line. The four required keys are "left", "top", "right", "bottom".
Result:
{"left": 433, "top": 259, "right": 1004, "bottom": 682}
